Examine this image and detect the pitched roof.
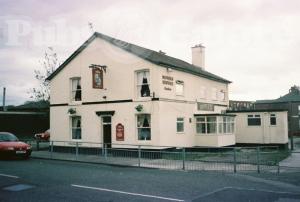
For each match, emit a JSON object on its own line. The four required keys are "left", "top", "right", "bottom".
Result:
{"left": 256, "top": 86, "right": 300, "bottom": 104}
{"left": 47, "top": 32, "right": 231, "bottom": 83}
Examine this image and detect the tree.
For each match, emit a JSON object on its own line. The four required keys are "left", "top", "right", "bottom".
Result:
{"left": 29, "top": 47, "right": 60, "bottom": 101}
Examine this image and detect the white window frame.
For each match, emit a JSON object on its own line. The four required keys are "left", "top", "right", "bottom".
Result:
{"left": 136, "top": 114, "right": 151, "bottom": 141}
{"left": 247, "top": 114, "right": 261, "bottom": 126}
{"left": 219, "top": 90, "right": 226, "bottom": 101}
{"left": 176, "top": 117, "right": 185, "bottom": 133}
{"left": 71, "top": 116, "right": 82, "bottom": 140}
{"left": 136, "top": 70, "right": 151, "bottom": 98}
{"left": 196, "top": 116, "right": 234, "bottom": 135}
{"left": 270, "top": 114, "right": 277, "bottom": 126}
{"left": 70, "top": 77, "right": 82, "bottom": 102}
{"left": 175, "top": 80, "right": 184, "bottom": 96}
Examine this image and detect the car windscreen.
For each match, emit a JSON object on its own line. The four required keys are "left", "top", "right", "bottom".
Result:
{"left": 0, "top": 133, "right": 18, "bottom": 142}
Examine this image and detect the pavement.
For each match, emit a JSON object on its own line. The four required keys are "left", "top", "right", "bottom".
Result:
{"left": 0, "top": 158, "right": 300, "bottom": 201}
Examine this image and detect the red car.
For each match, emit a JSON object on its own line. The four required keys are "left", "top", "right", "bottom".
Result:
{"left": 34, "top": 129, "right": 50, "bottom": 141}
{"left": 0, "top": 132, "right": 32, "bottom": 159}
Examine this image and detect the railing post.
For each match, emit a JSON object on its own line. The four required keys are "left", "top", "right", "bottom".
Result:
{"left": 36, "top": 139, "right": 40, "bottom": 151}
{"left": 50, "top": 141, "right": 53, "bottom": 159}
{"left": 233, "top": 147, "right": 237, "bottom": 173}
{"left": 75, "top": 142, "right": 79, "bottom": 160}
{"left": 277, "top": 148, "right": 280, "bottom": 174}
{"left": 138, "top": 145, "right": 141, "bottom": 167}
{"left": 291, "top": 135, "right": 294, "bottom": 151}
{"left": 256, "top": 147, "right": 260, "bottom": 173}
{"left": 104, "top": 144, "right": 107, "bottom": 159}
{"left": 182, "top": 148, "right": 186, "bottom": 170}
{"left": 102, "top": 143, "right": 104, "bottom": 156}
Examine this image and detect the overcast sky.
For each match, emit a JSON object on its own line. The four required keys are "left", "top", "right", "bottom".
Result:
{"left": 1, "top": 0, "right": 300, "bottom": 105}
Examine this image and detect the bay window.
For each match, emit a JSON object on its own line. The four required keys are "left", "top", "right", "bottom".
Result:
{"left": 196, "top": 116, "right": 234, "bottom": 135}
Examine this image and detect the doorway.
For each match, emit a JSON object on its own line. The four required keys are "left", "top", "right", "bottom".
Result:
{"left": 102, "top": 116, "right": 112, "bottom": 148}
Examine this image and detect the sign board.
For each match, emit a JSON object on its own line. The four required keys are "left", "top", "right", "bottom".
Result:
{"left": 116, "top": 123, "right": 124, "bottom": 141}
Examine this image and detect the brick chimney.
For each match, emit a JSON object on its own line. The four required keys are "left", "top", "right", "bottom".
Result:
{"left": 191, "top": 44, "right": 205, "bottom": 69}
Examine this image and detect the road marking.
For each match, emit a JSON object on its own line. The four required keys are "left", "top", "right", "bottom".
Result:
{"left": 71, "top": 184, "right": 185, "bottom": 202}
{"left": 0, "top": 173, "right": 19, "bottom": 179}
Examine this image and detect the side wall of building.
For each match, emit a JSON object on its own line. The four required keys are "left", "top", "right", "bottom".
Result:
{"left": 232, "top": 111, "right": 288, "bottom": 144}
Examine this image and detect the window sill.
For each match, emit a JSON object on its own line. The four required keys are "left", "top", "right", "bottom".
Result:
{"left": 176, "top": 132, "right": 185, "bottom": 134}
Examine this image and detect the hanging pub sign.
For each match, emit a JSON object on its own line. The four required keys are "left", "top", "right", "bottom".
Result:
{"left": 116, "top": 123, "right": 124, "bottom": 141}
{"left": 92, "top": 68, "right": 103, "bottom": 89}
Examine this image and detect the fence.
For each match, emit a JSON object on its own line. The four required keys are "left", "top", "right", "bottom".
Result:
{"left": 22, "top": 140, "right": 289, "bottom": 173}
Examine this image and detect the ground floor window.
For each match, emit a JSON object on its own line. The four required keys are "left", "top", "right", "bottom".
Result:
{"left": 137, "top": 114, "right": 151, "bottom": 140}
{"left": 71, "top": 116, "right": 81, "bottom": 139}
{"left": 248, "top": 114, "right": 261, "bottom": 126}
{"left": 196, "top": 116, "right": 234, "bottom": 135}
{"left": 270, "top": 114, "right": 276, "bottom": 126}
{"left": 176, "top": 117, "right": 184, "bottom": 133}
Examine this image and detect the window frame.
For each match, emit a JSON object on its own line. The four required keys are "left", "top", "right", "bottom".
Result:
{"left": 136, "top": 70, "right": 151, "bottom": 98}
{"left": 196, "top": 116, "right": 234, "bottom": 135}
{"left": 71, "top": 116, "right": 82, "bottom": 140}
{"left": 136, "top": 114, "right": 151, "bottom": 141}
{"left": 70, "top": 77, "right": 82, "bottom": 102}
{"left": 247, "top": 114, "right": 261, "bottom": 126}
{"left": 175, "top": 80, "right": 184, "bottom": 96}
{"left": 176, "top": 117, "right": 185, "bottom": 133}
{"left": 270, "top": 114, "right": 277, "bottom": 126}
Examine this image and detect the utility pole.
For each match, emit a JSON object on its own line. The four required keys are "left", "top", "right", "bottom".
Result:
{"left": 2, "top": 87, "right": 6, "bottom": 111}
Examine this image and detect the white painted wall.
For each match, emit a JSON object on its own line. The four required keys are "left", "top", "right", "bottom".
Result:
{"left": 229, "top": 111, "right": 288, "bottom": 144}
{"left": 49, "top": 36, "right": 233, "bottom": 148}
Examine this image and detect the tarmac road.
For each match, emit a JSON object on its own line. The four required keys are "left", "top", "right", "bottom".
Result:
{"left": 0, "top": 158, "right": 300, "bottom": 202}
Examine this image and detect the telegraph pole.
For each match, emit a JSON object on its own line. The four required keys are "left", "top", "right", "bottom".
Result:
{"left": 2, "top": 87, "right": 6, "bottom": 111}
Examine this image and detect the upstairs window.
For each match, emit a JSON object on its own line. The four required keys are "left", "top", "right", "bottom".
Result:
{"left": 71, "top": 78, "right": 81, "bottom": 101}
{"left": 248, "top": 114, "right": 261, "bottom": 126}
{"left": 175, "top": 80, "right": 184, "bottom": 96}
{"left": 137, "top": 70, "right": 150, "bottom": 97}
{"left": 219, "top": 90, "right": 226, "bottom": 101}
{"left": 71, "top": 116, "right": 81, "bottom": 140}
{"left": 137, "top": 114, "right": 151, "bottom": 140}
{"left": 176, "top": 117, "right": 184, "bottom": 133}
{"left": 211, "top": 88, "right": 218, "bottom": 100}
{"left": 270, "top": 114, "right": 277, "bottom": 126}
{"left": 199, "top": 86, "right": 206, "bottom": 99}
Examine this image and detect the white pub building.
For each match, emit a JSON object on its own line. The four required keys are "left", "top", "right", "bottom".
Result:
{"left": 48, "top": 32, "right": 236, "bottom": 148}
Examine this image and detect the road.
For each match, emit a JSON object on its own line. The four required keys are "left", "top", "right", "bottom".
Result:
{"left": 0, "top": 158, "right": 300, "bottom": 202}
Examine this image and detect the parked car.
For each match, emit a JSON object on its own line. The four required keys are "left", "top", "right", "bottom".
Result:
{"left": 0, "top": 132, "right": 32, "bottom": 159}
{"left": 34, "top": 129, "right": 50, "bottom": 141}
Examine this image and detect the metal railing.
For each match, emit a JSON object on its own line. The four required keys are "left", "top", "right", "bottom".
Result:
{"left": 23, "top": 140, "right": 290, "bottom": 173}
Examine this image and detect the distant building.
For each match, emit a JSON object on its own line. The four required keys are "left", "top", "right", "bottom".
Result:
{"left": 254, "top": 85, "right": 300, "bottom": 136}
